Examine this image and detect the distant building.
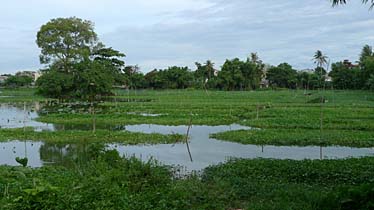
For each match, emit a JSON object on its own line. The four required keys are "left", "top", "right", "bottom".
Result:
{"left": 0, "top": 75, "right": 10, "bottom": 84}
{"left": 15, "top": 71, "right": 42, "bottom": 82}
{"left": 299, "top": 69, "right": 315, "bottom": 74}
{"left": 343, "top": 60, "right": 359, "bottom": 69}
{"left": 260, "top": 79, "right": 269, "bottom": 88}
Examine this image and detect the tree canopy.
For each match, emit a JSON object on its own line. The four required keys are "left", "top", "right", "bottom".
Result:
{"left": 36, "top": 17, "right": 98, "bottom": 73}
{"left": 36, "top": 17, "right": 125, "bottom": 101}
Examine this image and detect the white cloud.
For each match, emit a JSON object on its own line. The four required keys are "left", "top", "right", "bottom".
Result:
{"left": 0, "top": 0, "right": 373, "bottom": 73}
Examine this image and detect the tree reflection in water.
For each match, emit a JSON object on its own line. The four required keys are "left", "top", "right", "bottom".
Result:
{"left": 39, "top": 143, "right": 107, "bottom": 167}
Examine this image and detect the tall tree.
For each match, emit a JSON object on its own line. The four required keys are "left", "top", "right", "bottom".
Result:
{"left": 313, "top": 50, "right": 329, "bottom": 86}
{"left": 360, "top": 45, "right": 373, "bottom": 63}
{"left": 36, "top": 17, "right": 98, "bottom": 73}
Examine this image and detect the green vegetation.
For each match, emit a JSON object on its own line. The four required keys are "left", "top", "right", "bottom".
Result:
{"left": 0, "top": 88, "right": 45, "bottom": 102}
{"left": 36, "top": 17, "right": 126, "bottom": 101}
{"left": 0, "top": 128, "right": 183, "bottom": 145}
{"left": 3, "top": 75, "right": 33, "bottom": 88}
{"left": 31, "top": 89, "right": 374, "bottom": 147}
{"left": 0, "top": 147, "right": 373, "bottom": 210}
{"left": 211, "top": 128, "right": 374, "bottom": 147}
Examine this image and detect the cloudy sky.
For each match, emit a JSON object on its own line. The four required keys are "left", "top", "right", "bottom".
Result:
{"left": 0, "top": 0, "right": 373, "bottom": 74}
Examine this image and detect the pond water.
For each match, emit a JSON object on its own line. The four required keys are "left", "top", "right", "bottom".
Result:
{"left": 0, "top": 103, "right": 373, "bottom": 171}
{"left": 0, "top": 103, "right": 54, "bottom": 131}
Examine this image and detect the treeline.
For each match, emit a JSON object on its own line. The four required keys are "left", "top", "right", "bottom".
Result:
{"left": 8, "top": 17, "right": 372, "bottom": 101}
{"left": 329, "top": 45, "right": 374, "bottom": 90}
{"left": 117, "top": 50, "right": 374, "bottom": 91}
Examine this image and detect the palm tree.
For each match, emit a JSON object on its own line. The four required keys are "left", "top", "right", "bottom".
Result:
{"left": 205, "top": 60, "right": 215, "bottom": 80}
{"left": 249, "top": 52, "right": 259, "bottom": 64}
{"left": 313, "top": 50, "right": 328, "bottom": 69}
{"left": 332, "top": 0, "right": 374, "bottom": 8}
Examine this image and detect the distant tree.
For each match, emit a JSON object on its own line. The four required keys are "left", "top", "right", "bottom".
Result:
{"left": 218, "top": 58, "right": 245, "bottom": 90}
{"left": 145, "top": 69, "right": 166, "bottom": 89}
{"left": 4, "top": 75, "right": 33, "bottom": 87}
{"left": 194, "top": 60, "right": 216, "bottom": 89}
{"left": 361, "top": 57, "right": 374, "bottom": 89}
{"left": 329, "top": 62, "right": 361, "bottom": 89}
{"left": 266, "top": 63, "right": 297, "bottom": 88}
{"left": 164, "top": 66, "right": 193, "bottom": 89}
{"left": 36, "top": 17, "right": 98, "bottom": 73}
{"left": 367, "top": 74, "right": 374, "bottom": 90}
{"left": 123, "top": 65, "right": 146, "bottom": 89}
{"left": 360, "top": 45, "right": 373, "bottom": 63}
{"left": 313, "top": 50, "right": 329, "bottom": 86}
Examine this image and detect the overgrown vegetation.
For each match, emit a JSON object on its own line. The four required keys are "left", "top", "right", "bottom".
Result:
{"left": 0, "top": 146, "right": 373, "bottom": 209}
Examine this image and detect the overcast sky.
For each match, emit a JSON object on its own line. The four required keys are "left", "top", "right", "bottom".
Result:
{"left": 0, "top": 0, "right": 373, "bottom": 74}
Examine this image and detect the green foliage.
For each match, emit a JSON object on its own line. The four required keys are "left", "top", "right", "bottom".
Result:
{"left": 36, "top": 70, "right": 74, "bottom": 99}
{"left": 35, "top": 17, "right": 126, "bottom": 101}
{"left": 15, "top": 157, "right": 28, "bottom": 167}
{"left": 217, "top": 57, "right": 263, "bottom": 90}
{"left": 4, "top": 75, "right": 33, "bottom": 88}
{"left": 0, "top": 128, "right": 184, "bottom": 144}
{"left": 36, "top": 17, "right": 98, "bottom": 72}
{"left": 1, "top": 153, "right": 373, "bottom": 210}
{"left": 329, "top": 62, "right": 361, "bottom": 89}
{"left": 266, "top": 63, "right": 297, "bottom": 88}
{"left": 319, "top": 184, "right": 374, "bottom": 210}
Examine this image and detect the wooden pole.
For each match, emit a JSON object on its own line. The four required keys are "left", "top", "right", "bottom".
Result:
{"left": 185, "top": 115, "right": 193, "bottom": 162}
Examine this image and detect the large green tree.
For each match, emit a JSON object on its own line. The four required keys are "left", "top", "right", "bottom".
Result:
{"left": 36, "top": 17, "right": 98, "bottom": 73}
{"left": 36, "top": 17, "right": 126, "bottom": 100}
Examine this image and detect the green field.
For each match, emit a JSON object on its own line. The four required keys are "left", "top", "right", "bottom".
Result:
{"left": 1, "top": 88, "right": 373, "bottom": 209}
{"left": 6, "top": 88, "right": 372, "bottom": 147}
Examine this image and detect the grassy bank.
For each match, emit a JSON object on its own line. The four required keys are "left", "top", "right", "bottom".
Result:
{"left": 0, "top": 128, "right": 183, "bottom": 144}
{"left": 211, "top": 128, "right": 374, "bottom": 147}
{"left": 0, "top": 148, "right": 373, "bottom": 210}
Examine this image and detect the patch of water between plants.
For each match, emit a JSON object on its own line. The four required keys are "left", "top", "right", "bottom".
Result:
{"left": 1, "top": 124, "right": 373, "bottom": 172}
{"left": 1, "top": 103, "right": 373, "bottom": 172}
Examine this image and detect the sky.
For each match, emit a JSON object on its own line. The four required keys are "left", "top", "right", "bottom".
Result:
{"left": 0, "top": 0, "right": 373, "bottom": 74}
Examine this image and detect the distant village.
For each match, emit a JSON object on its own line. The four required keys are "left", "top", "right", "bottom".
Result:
{"left": 0, "top": 71, "right": 42, "bottom": 87}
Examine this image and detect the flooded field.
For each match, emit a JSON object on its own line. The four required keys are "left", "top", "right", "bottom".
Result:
{"left": 1, "top": 103, "right": 373, "bottom": 171}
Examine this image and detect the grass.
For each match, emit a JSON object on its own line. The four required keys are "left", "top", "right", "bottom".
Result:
{"left": 0, "top": 147, "right": 373, "bottom": 209}
{"left": 211, "top": 128, "right": 374, "bottom": 147}
{"left": 2, "top": 88, "right": 374, "bottom": 146}
{"left": 36, "top": 89, "right": 374, "bottom": 147}
{"left": 0, "top": 128, "right": 184, "bottom": 144}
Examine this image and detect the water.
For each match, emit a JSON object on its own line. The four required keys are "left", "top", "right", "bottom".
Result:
{"left": 0, "top": 103, "right": 54, "bottom": 131}
{"left": 0, "top": 103, "right": 373, "bottom": 171}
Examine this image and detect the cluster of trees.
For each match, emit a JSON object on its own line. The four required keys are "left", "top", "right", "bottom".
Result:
{"left": 141, "top": 55, "right": 264, "bottom": 91}
{"left": 34, "top": 17, "right": 373, "bottom": 101}
{"left": 0, "top": 74, "right": 33, "bottom": 87}
{"left": 329, "top": 45, "right": 374, "bottom": 90}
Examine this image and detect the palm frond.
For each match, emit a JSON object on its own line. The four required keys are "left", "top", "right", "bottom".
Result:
{"left": 332, "top": 0, "right": 374, "bottom": 9}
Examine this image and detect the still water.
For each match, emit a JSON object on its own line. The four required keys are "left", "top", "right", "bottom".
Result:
{"left": 0, "top": 103, "right": 373, "bottom": 171}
